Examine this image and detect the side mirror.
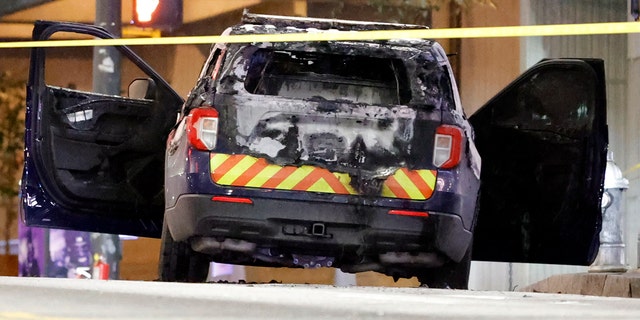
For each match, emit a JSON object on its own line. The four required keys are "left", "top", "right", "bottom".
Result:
{"left": 128, "top": 78, "right": 156, "bottom": 99}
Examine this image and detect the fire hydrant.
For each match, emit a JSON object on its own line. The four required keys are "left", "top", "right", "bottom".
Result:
{"left": 589, "top": 151, "right": 629, "bottom": 272}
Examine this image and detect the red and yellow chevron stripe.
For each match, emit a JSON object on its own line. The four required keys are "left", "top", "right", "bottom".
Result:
{"left": 210, "top": 153, "right": 436, "bottom": 200}
{"left": 380, "top": 168, "right": 437, "bottom": 200}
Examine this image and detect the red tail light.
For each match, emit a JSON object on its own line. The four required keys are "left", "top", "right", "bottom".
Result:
{"left": 433, "top": 125, "right": 463, "bottom": 169}
{"left": 211, "top": 196, "right": 253, "bottom": 204}
{"left": 187, "top": 107, "right": 219, "bottom": 151}
{"left": 389, "top": 209, "right": 429, "bottom": 218}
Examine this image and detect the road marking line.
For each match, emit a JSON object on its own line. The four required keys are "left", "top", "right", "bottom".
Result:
{"left": 0, "top": 312, "right": 80, "bottom": 320}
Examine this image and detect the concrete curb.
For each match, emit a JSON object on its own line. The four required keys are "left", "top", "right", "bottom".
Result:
{"left": 520, "top": 272, "right": 640, "bottom": 298}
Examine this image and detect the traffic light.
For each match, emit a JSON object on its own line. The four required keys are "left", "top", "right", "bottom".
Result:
{"left": 132, "top": 0, "right": 183, "bottom": 31}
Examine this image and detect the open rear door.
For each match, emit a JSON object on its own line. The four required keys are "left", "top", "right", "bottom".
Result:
{"left": 21, "top": 21, "right": 183, "bottom": 237}
{"left": 470, "top": 59, "right": 608, "bottom": 265}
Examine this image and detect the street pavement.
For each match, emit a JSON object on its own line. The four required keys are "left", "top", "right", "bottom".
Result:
{"left": 0, "top": 276, "right": 639, "bottom": 319}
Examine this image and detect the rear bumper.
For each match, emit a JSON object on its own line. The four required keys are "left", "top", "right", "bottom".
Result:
{"left": 164, "top": 194, "right": 472, "bottom": 262}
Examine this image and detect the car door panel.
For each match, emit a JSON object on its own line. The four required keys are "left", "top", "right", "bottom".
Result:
{"left": 21, "top": 21, "right": 182, "bottom": 238}
{"left": 470, "top": 59, "right": 608, "bottom": 265}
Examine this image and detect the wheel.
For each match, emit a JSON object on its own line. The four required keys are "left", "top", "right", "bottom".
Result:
{"left": 419, "top": 190, "right": 479, "bottom": 289}
{"left": 417, "top": 243, "right": 472, "bottom": 289}
{"left": 158, "top": 219, "right": 210, "bottom": 282}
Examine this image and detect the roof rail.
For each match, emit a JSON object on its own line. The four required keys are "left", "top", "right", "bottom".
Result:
{"left": 241, "top": 11, "right": 428, "bottom": 31}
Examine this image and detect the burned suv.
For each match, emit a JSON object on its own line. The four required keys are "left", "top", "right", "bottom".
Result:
{"left": 22, "top": 13, "right": 608, "bottom": 289}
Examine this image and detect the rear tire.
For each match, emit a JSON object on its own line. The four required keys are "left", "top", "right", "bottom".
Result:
{"left": 417, "top": 243, "right": 472, "bottom": 289}
{"left": 158, "top": 219, "right": 210, "bottom": 282}
{"left": 419, "top": 190, "right": 479, "bottom": 289}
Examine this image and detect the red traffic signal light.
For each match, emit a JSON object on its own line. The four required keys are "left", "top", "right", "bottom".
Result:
{"left": 132, "top": 0, "right": 182, "bottom": 31}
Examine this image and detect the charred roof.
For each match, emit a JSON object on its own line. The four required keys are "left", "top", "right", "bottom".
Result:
{"left": 233, "top": 12, "right": 436, "bottom": 51}
{"left": 241, "top": 12, "right": 429, "bottom": 31}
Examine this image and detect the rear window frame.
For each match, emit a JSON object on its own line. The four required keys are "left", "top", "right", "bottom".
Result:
{"left": 242, "top": 48, "right": 412, "bottom": 106}
{"left": 217, "top": 43, "right": 458, "bottom": 111}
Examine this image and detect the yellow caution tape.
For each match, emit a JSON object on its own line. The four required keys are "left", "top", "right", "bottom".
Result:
{"left": 624, "top": 163, "right": 640, "bottom": 175}
{"left": 0, "top": 21, "right": 639, "bottom": 49}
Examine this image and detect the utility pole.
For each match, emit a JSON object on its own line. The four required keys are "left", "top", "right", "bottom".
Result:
{"left": 92, "top": 0, "right": 122, "bottom": 280}
{"left": 93, "top": 0, "right": 121, "bottom": 94}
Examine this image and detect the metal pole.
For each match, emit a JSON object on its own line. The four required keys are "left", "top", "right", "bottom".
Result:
{"left": 93, "top": 0, "right": 121, "bottom": 95}
{"left": 92, "top": 0, "right": 122, "bottom": 280}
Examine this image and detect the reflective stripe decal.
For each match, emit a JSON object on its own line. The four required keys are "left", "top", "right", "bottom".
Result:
{"left": 380, "top": 168, "right": 437, "bottom": 200}
{"left": 210, "top": 153, "right": 436, "bottom": 200}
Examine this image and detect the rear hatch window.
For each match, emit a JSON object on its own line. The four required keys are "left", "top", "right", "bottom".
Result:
{"left": 244, "top": 49, "right": 411, "bottom": 105}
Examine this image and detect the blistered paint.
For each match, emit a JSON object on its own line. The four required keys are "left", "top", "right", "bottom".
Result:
{"left": 200, "top": 22, "right": 475, "bottom": 190}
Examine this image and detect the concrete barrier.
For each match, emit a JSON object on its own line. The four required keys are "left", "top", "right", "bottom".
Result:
{"left": 520, "top": 271, "right": 640, "bottom": 298}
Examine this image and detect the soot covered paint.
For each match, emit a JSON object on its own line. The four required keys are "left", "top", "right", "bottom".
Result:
{"left": 205, "top": 27, "right": 467, "bottom": 195}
